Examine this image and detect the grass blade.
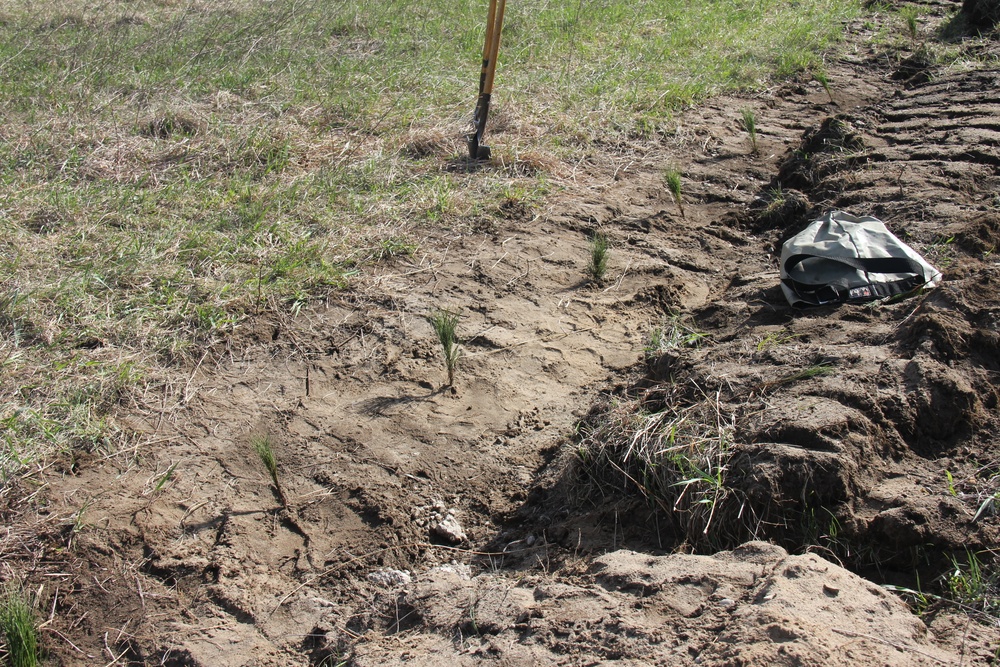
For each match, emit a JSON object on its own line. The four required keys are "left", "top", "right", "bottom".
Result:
{"left": 0, "top": 586, "right": 40, "bottom": 667}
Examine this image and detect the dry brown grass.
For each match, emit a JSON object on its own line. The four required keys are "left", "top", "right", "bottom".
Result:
{"left": 574, "top": 382, "right": 748, "bottom": 551}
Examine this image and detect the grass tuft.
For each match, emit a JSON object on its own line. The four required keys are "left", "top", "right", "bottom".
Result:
{"left": 812, "top": 67, "right": 834, "bottom": 103}
{"left": 891, "top": 548, "right": 1000, "bottom": 623}
{"left": 0, "top": 586, "right": 40, "bottom": 667}
{"left": 576, "top": 385, "right": 742, "bottom": 550}
{"left": 943, "top": 550, "right": 1000, "bottom": 619}
{"left": 772, "top": 362, "right": 835, "bottom": 387}
{"left": 428, "top": 309, "right": 462, "bottom": 387}
{"left": 645, "top": 314, "right": 707, "bottom": 358}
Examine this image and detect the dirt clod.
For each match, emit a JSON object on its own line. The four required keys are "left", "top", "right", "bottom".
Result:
{"left": 964, "top": 0, "right": 1000, "bottom": 28}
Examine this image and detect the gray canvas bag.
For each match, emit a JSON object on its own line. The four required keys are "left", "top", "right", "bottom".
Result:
{"left": 780, "top": 211, "right": 942, "bottom": 308}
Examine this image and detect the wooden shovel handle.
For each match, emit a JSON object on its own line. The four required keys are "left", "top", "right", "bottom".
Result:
{"left": 477, "top": 0, "right": 499, "bottom": 95}
{"left": 483, "top": 0, "right": 506, "bottom": 96}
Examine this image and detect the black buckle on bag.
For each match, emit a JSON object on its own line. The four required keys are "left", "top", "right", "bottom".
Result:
{"left": 814, "top": 285, "right": 841, "bottom": 305}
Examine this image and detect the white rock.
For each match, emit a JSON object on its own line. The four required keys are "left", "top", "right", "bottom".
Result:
{"left": 432, "top": 514, "right": 468, "bottom": 543}
{"left": 367, "top": 569, "right": 412, "bottom": 588}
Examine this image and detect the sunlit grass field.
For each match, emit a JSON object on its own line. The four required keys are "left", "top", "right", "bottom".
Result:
{"left": 0, "top": 0, "right": 860, "bottom": 475}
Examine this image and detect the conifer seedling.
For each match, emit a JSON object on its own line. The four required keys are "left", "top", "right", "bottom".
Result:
{"left": 428, "top": 309, "right": 462, "bottom": 386}
{"left": 664, "top": 170, "right": 685, "bottom": 218}
{"left": 741, "top": 108, "right": 758, "bottom": 154}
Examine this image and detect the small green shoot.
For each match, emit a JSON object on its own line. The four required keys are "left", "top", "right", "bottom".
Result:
{"left": 589, "top": 233, "right": 610, "bottom": 284}
{"left": 153, "top": 462, "right": 179, "bottom": 495}
{"left": 899, "top": 6, "right": 919, "bottom": 42}
{"left": 645, "top": 314, "right": 707, "bottom": 359}
{"left": 974, "top": 492, "right": 1000, "bottom": 522}
{"left": 0, "top": 586, "right": 40, "bottom": 667}
{"left": 925, "top": 235, "right": 956, "bottom": 269}
{"left": 664, "top": 170, "right": 685, "bottom": 218}
{"left": 945, "top": 470, "right": 957, "bottom": 497}
{"left": 884, "top": 574, "right": 932, "bottom": 616}
{"left": 944, "top": 550, "right": 1000, "bottom": 619}
{"left": 428, "top": 309, "right": 462, "bottom": 387}
{"left": 812, "top": 68, "right": 834, "bottom": 103}
{"left": 67, "top": 499, "right": 92, "bottom": 548}
{"left": 755, "top": 330, "right": 800, "bottom": 352}
{"left": 771, "top": 362, "right": 835, "bottom": 388}
{"left": 251, "top": 433, "right": 287, "bottom": 508}
{"left": 741, "top": 108, "right": 759, "bottom": 154}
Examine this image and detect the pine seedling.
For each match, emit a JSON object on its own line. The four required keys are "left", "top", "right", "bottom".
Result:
{"left": 741, "top": 108, "right": 758, "bottom": 154}
{"left": 900, "top": 6, "right": 919, "bottom": 43}
{"left": 428, "top": 309, "right": 461, "bottom": 386}
{"left": 251, "top": 433, "right": 287, "bottom": 508}
{"left": 664, "top": 170, "right": 685, "bottom": 218}
{"left": 589, "top": 232, "right": 609, "bottom": 283}
{"left": 0, "top": 586, "right": 40, "bottom": 667}
{"left": 813, "top": 68, "right": 834, "bottom": 103}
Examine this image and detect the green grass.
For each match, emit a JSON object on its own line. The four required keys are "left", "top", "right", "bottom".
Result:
{"left": 812, "top": 67, "right": 834, "bottom": 103}
{"left": 0, "top": 587, "right": 40, "bottom": 667}
{"left": 0, "top": 0, "right": 861, "bottom": 479}
{"left": 890, "top": 549, "right": 1000, "bottom": 623}
{"left": 899, "top": 5, "right": 920, "bottom": 42}
{"left": 645, "top": 313, "right": 707, "bottom": 358}
{"left": 945, "top": 550, "right": 1000, "bottom": 619}
{"left": 772, "top": 362, "right": 835, "bottom": 387}
{"left": 755, "top": 329, "right": 800, "bottom": 352}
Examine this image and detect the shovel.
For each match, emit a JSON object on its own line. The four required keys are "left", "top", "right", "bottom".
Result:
{"left": 467, "top": 0, "right": 507, "bottom": 160}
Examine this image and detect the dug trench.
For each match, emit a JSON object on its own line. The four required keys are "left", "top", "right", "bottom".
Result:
{"left": 9, "top": 2, "right": 1000, "bottom": 665}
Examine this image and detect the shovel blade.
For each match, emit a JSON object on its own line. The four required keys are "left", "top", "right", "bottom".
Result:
{"left": 466, "top": 134, "right": 491, "bottom": 160}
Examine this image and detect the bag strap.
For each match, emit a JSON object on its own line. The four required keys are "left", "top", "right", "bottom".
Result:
{"left": 782, "top": 253, "right": 930, "bottom": 307}
{"left": 783, "top": 253, "right": 924, "bottom": 277}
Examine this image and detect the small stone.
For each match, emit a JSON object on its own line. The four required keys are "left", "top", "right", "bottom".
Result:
{"left": 430, "top": 562, "right": 472, "bottom": 579}
{"left": 311, "top": 596, "right": 337, "bottom": 607}
{"left": 367, "top": 569, "right": 412, "bottom": 588}
{"left": 432, "top": 514, "right": 468, "bottom": 543}
{"left": 718, "top": 598, "right": 736, "bottom": 610}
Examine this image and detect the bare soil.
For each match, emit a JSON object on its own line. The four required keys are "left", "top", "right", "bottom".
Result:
{"left": 6, "top": 2, "right": 1000, "bottom": 665}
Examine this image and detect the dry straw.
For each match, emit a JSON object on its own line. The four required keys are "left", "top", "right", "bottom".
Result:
{"left": 575, "top": 382, "right": 742, "bottom": 550}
